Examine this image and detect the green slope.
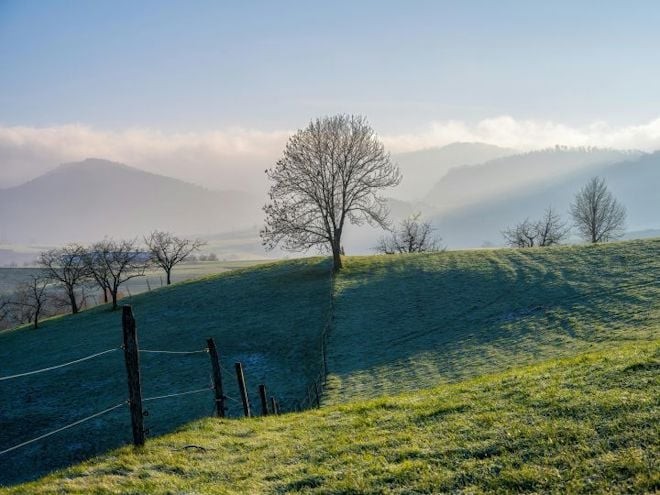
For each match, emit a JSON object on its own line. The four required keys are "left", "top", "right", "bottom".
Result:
{"left": 3, "top": 340, "right": 658, "bottom": 494}
{"left": 325, "top": 239, "right": 660, "bottom": 403}
{"left": 0, "top": 259, "right": 332, "bottom": 484}
{"left": 1, "top": 239, "right": 659, "bottom": 488}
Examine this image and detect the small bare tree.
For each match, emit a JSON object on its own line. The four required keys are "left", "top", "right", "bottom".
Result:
{"left": 536, "top": 207, "right": 570, "bottom": 246}
{"left": 9, "top": 275, "right": 50, "bottom": 329}
{"left": 503, "top": 207, "right": 569, "bottom": 248}
{"left": 145, "top": 231, "right": 205, "bottom": 285}
{"left": 503, "top": 218, "right": 538, "bottom": 248}
{"left": 38, "top": 244, "right": 90, "bottom": 314}
{"left": 86, "top": 239, "right": 150, "bottom": 310}
{"left": 570, "top": 176, "right": 626, "bottom": 243}
{"left": 261, "top": 114, "right": 401, "bottom": 271}
{"left": 375, "top": 213, "right": 443, "bottom": 254}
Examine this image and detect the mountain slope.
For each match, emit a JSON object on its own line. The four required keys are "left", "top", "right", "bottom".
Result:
{"left": 424, "top": 147, "right": 642, "bottom": 212}
{"left": 0, "top": 159, "right": 262, "bottom": 244}
{"left": 4, "top": 340, "right": 658, "bottom": 494}
{"left": 430, "top": 151, "right": 660, "bottom": 247}
{"left": 391, "top": 142, "right": 515, "bottom": 200}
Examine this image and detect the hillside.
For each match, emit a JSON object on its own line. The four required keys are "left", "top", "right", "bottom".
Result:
{"left": 0, "top": 240, "right": 658, "bottom": 487}
{"left": 0, "top": 259, "right": 332, "bottom": 484}
{"left": 391, "top": 142, "right": 515, "bottom": 201}
{"left": 424, "top": 147, "right": 641, "bottom": 211}
{"left": 325, "top": 239, "right": 660, "bottom": 403}
{"left": 427, "top": 151, "right": 660, "bottom": 247}
{"left": 0, "top": 159, "right": 262, "bottom": 244}
{"left": 3, "top": 341, "right": 658, "bottom": 494}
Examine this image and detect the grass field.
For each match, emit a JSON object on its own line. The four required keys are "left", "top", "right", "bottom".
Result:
{"left": 3, "top": 340, "right": 658, "bottom": 494}
{"left": 0, "top": 239, "right": 658, "bottom": 490}
{"left": 0, "top": 259, "right": 269, "bottom": 296}
{"left": 325, "top": 239, "right": 660, "bottom": 403}
{"left": 0, "top": 259, "right": 332, "bottom": 484}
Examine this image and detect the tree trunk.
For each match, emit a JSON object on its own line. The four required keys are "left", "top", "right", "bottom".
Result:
{"left": 102, "top": 287, "right": 108, "bottom": 303}
{"left": 166, "top": 270, "right": 172, "bottom": 285}
{"left": 111, "top": 290, "right": 118, "bottom": 310}
{"left": 331, "top": 239, "right": 343, "bottom": 272}
{"left": 69, "top": 289, "right": 79, "bottom": 314}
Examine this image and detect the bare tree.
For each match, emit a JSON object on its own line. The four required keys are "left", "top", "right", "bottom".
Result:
{"left": 9, "top": 275, "right": 50, "bottom": 329}
{"left": 261, "top": 114, "right": 401, "bottom": 271}
{"left": 38, "top": 244, "right": 90, "bottom": 314}
{"left": 375, "top": 212, "right": 443, "bottom": 254}
{"left": 503, "top": 207, "right": 569, "bottom": 248}
{"left": 502, "top": 218, "right": 538, "bottom": 248}
{"left": 0, "top": 296, "right": 12, "bottom": 328}
{"left": 86, "top": 239, "right": 150, "bottom": 310}
{"left": 570, "top": 176, "right": 626, "bottom": 243}
{"left": 536, "top": 207, "right": 570, "bottom": 246}
{"left": 145, "top": 231, "right": 205, "bottom": 285}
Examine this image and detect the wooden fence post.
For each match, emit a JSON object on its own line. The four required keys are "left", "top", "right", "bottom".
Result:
{"left": 270, "top": 396, "right": 279, "bottom": 415}
{"left": 122, "top": 305, "right": 145, "bottom": 447}
{"left": 258, "top": 384, "right": 269, "bottom": 416}
{"left": 207, "top": 338, "right": 225, "bottom": 418}
{"left": 235, "top": 362, "right": 251, "bottom": 417}
{"left": 314, "top": 379, "right": 321, "bottom": 408}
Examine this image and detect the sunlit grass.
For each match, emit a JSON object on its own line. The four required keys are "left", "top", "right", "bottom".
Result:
{"left": 4, "top": 340, "right": 658, "bottom": 494}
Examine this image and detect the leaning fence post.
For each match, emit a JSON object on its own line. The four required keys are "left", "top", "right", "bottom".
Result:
{"left": 235, "top": 362, "right": 251, "bottom": 417}
{"left": 122, "top": 305, "right": 145, "bottom": 447}
{"left": 258, "top": 384, "right": 269, "bottom": 416}
{"left": 207, "top": 338, "right": 225, "bottom": 418}
{"left": 270, "top": 396, "right": 279, "bottom": 415}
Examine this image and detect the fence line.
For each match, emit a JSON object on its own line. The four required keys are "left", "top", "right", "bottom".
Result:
{"left": 0, "top": 348, "right": 120, "bottom": 382}
{"left": 0, "top": 401, "right": 127, "bottom": 456}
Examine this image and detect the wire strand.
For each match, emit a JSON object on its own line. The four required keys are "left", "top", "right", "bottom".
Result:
{"left": 143, "top": 387, "right": 212, "bottom": 402}
{"left": 139, "top": 349, "right": 208, "bottom": 355}
{"left": 0, "top": 348, "right": 120, "bottom": 382}
{"left": 0, "top": 401, "right": 127, "bottom": 456}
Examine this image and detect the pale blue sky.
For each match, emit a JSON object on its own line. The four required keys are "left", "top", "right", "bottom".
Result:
{"left": 1, "top": 0, "right": 660, "bottom": 133}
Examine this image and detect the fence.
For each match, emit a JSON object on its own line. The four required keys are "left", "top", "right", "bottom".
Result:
{"left": 0, "top": 305, "right": 284, "bottom": 456}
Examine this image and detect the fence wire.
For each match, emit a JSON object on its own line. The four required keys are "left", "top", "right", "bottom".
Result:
{"left": 0, "top": 401, "right": 127, "bottom": 456}
{"left": 0, "top": 348, "right": 120, "bottom": 382}
{"left": 139, "top": 348, "right": 208, "bottom": 355}
{"left": 143, "top": 387, "right": 213, "bottom": 403}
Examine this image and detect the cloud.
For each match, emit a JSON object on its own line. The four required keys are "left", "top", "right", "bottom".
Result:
{"left": 2, "top": 116, "right": 660, "bottom": 189}
{"left": 382, "top": 116, "right": 660, "bottom": 152}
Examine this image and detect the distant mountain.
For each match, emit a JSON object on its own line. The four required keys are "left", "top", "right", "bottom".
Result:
{"left": 0, "top": 159, "right": 262, "bottom": 244}
{"left": 430, "top": 151, "right": 660, "bottom": 248}
{"left": 424, "top": 147, "right": 643, "bottom": 212}
{"left": 391, "top": 142, "right": 515, "bottom": 200}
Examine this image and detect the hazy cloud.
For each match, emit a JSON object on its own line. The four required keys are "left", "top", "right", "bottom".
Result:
{"left": 2, "top": 117, "right": 660, "bottom": 190}
{"left": 382, "top": 116, "right": 660, "bottom": 152}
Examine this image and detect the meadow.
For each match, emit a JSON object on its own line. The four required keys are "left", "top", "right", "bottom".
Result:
{"left": 0, "top": 259, "right": 332, "bottom": 484}
{"left": 325, "top": 239, "right": 660, "bottom": 403}
{"left": 3, "top": 340, "right": 658, "bottom": 494}
{"left": 0, "top": 259, "right": 269, "bottom": 296}
{"left": 0, "top": 239, "right": 658, "bottom": 491}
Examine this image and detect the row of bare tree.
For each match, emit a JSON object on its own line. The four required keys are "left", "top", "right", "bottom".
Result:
{"left": 0, "top": 231, "right": 204, "bottom": 329}
{"left": 503, "top": 177, "right": 627, "bottom": 248}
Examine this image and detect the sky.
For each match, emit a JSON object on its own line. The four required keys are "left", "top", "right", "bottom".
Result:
{"left": 1, "top": 0, "right": 660, "bottom": 189}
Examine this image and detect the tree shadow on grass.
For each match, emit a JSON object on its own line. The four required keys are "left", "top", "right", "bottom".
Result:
{"left": 326, "top": 244, "right": 659, "bottom": 403}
